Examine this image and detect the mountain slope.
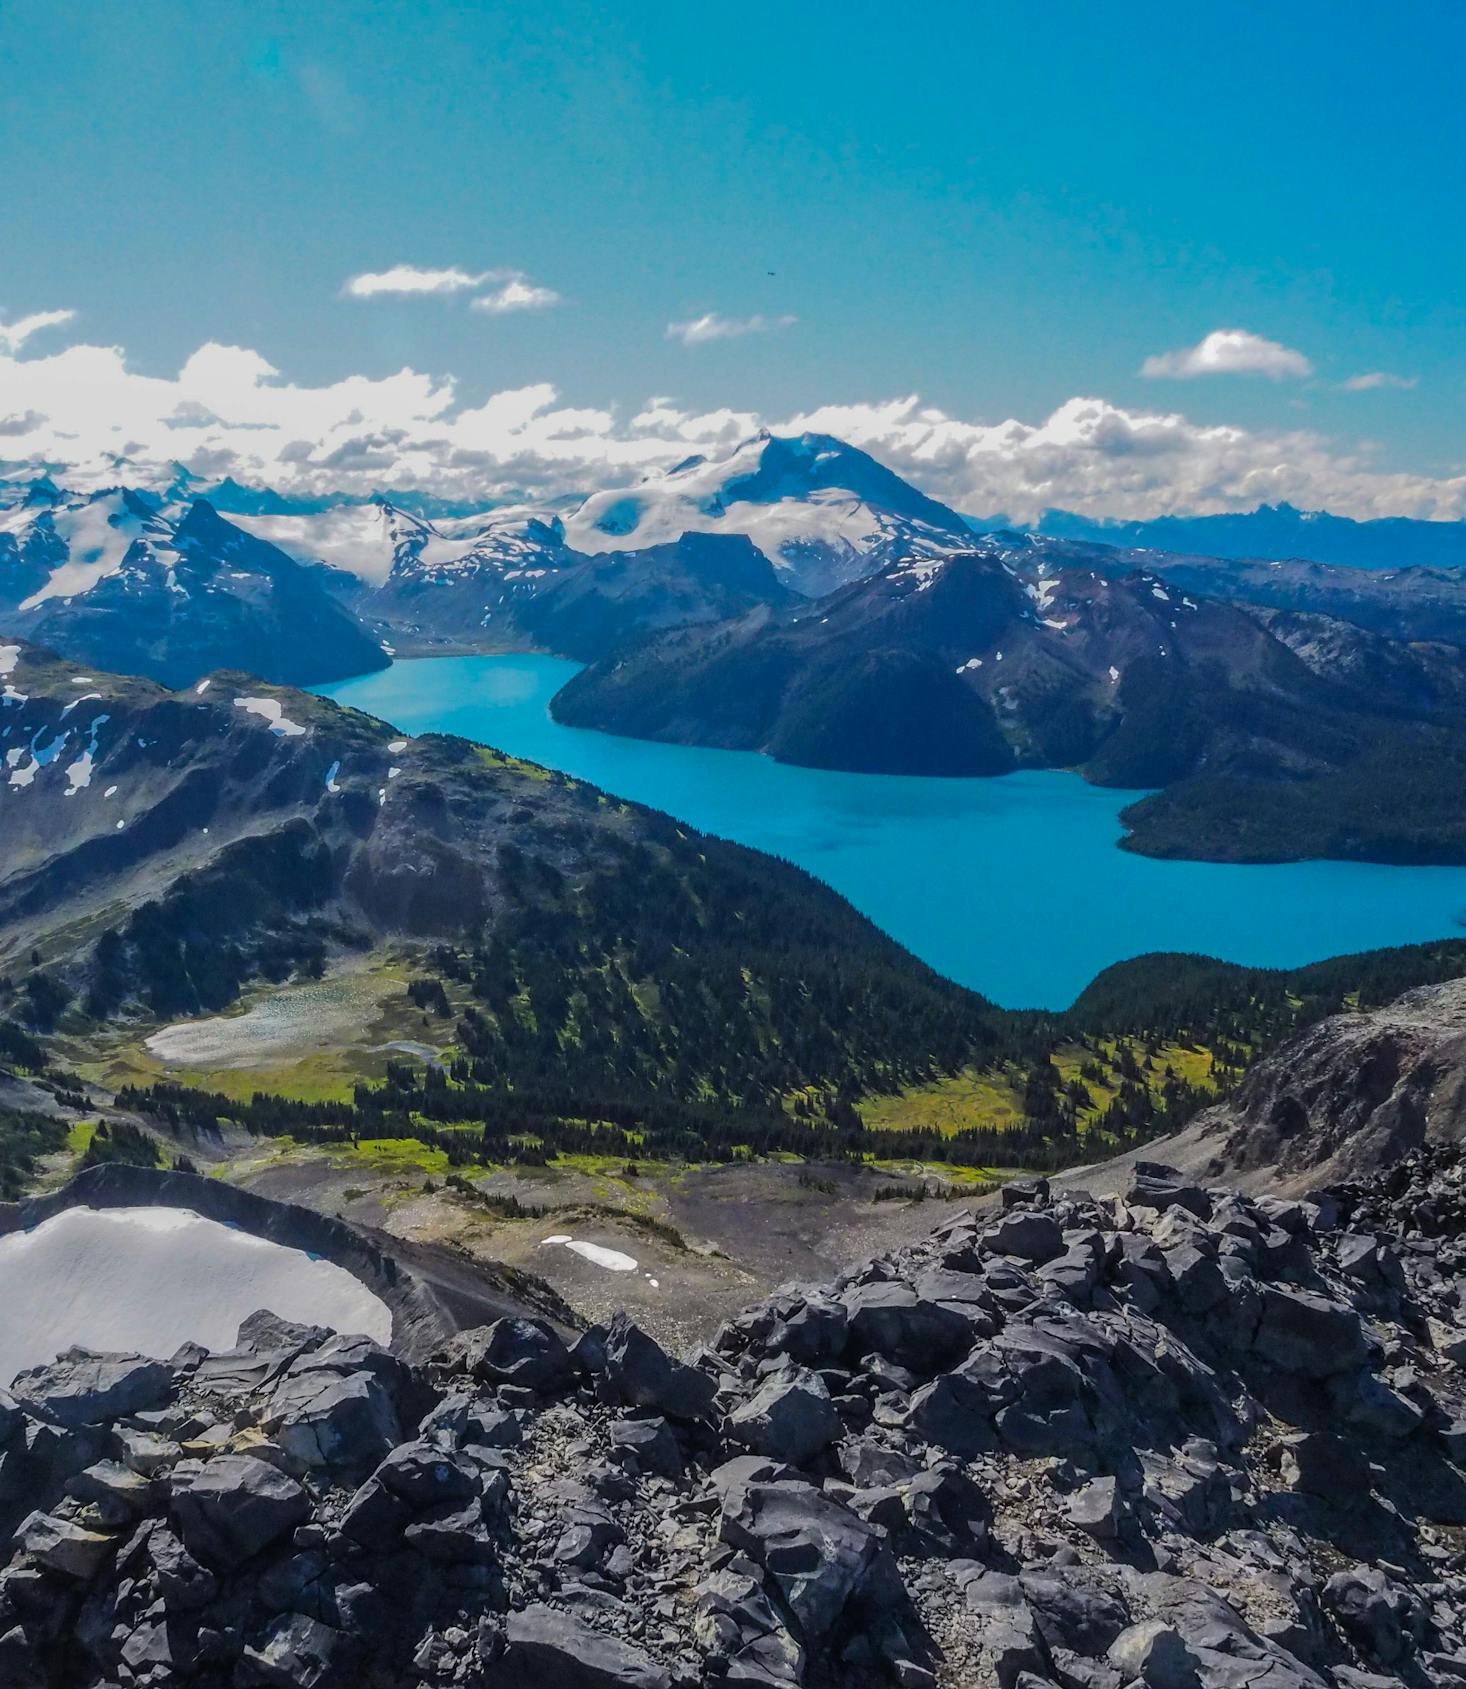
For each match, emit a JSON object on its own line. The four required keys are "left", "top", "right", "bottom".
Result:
{"left": 552, "top": 544, "right": 1466, "bottom": 861}
{"left": 0, "top": 487, "right": 388, "bottom": 688}
{"left": 0, "top": 641, "right": 1010, "bottom": 1115}
{"left": 1131, "top": 553, "right": 1466, "bottom": 646}
{"left": 362, "top": 525, "right": 792, "bottom": 661}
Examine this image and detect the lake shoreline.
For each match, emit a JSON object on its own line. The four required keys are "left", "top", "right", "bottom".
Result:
{"left": 316, "top": 655, "right": 1466, "bottom": 1010}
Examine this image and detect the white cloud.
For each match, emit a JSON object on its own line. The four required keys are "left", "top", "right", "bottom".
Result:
{"left": 1339, "top": 370, "right": 1417, "bottom": 392}
{"left": 0, "top": 330, "right": 1462, "bottom": 523}
{"left": 666, "top": 312, "right": 797, "bottom": 346}
{"left": 781, "top": 393, "right": 1465, "bottom": 522}
{"left": 0, "top": 308, "right": 77, "bottom": 352}
{"left": 343, "top": 265, "right": 491, "bottom": 298}
{"left": 470, "top": 278, "right": 562, "bottom": 314}
{"left": 1141, "top": 328, "right": 1314, "bottom": 381}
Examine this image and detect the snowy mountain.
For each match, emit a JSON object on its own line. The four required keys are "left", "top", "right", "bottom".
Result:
{"left": 229, "top": 432, "right": 975, "bottom": 601}
{"left": 563, "top": 431, "right": 974, "bottom": 594}
{"left": 0, "top": 483, "right": 388, "bottom": 688}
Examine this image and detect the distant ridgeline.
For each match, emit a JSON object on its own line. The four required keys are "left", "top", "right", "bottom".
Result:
{"left": 10, "top": 442, "right": 1466, "bottom": 865}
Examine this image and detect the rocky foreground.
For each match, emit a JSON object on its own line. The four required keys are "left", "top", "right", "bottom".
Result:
{"left": 4, "top": 1147, "right": 1466, "bottom": 1689}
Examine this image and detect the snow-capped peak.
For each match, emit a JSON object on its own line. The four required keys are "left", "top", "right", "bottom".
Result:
{"left": 563, "top": 432, "right": 973, "bottom": 595}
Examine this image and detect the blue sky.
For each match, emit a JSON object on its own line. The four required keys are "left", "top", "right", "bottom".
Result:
{"left": 0, "top": 0, "right": 1462, "bottom": 516}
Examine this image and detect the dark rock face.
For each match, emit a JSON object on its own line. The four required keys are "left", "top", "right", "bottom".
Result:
{"left": 3, "top": 1145, "right": 1466, "bottom": 1686}
{"left": 0, "top": 494, "right": 389, "bottom": 690}
{"left": 170, "top": 1456, "right": 311, "bottom": 1570}
{"left": 1180, "top": 978, "right": 1466, "bottom": 1189}
{"left": 9, "top": 1352, "right": 173, "bottom": 1428}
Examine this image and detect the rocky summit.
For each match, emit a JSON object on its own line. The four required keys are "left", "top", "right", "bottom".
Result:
{"left": 3, "top": 1144, "right": 1466, "bottom": 1689}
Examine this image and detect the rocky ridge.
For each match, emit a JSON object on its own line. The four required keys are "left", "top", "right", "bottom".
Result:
{"left": 1153, "top": 979, "right": 1466, "bottom": 1193}
{"left": 4, "top": 1144, "right": 1466, "bottom": 1687}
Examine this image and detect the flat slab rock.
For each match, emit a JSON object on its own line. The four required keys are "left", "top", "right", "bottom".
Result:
{"left": 503, "top": 1605, "right": 673, "bottom": 1689}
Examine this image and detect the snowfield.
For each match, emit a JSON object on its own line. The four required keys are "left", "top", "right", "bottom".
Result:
{"left": 0, "top": 1205, "right": 392, "bottom": 1383}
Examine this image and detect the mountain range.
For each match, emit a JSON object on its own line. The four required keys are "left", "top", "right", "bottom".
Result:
{"left": 1028, "top": 500, "right": 1466, "bottom": 571}
{"left": 7, "top": 433, "right": 1466, "bottom": 868}
{"left": 554, "top": 540, "right": 1466, "bottom": 862}
{"left": 9, "top": 433, "right": 1466, "bottom": 696}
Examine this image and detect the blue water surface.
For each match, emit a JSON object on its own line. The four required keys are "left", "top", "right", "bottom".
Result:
{"left": 318, "top": 655, "right": 1466, "bottom": 1011}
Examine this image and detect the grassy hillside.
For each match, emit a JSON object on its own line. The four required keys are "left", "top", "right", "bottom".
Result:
{"left": 98, "top": 937, "right": 1466, "bottom": 1183}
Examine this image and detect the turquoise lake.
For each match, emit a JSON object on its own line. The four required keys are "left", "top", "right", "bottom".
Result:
{"left": 318, "top": 654, "right": 1466, "bottom": 1011}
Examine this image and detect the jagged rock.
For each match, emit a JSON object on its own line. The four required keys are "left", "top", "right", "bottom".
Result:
{"left": 65, "top": 1459, "right": 154, "bottom": 1523}
{"left": 263, "top": 1367, "right": 400, "bottom": 1471}
{"left": 239, "top": 1612, "right": 350, "bottom": 1688}
{"left": 403, "top": 1499, "right": 496, "bottom": 1563}
{"left": 503, "top": 1604, "right": 673, "bottom": 1688}
{"left": 842, "top": 1282, "right": 972, "bottom": 1372}
{"left": 982, "top": 1212, "right": 1064, "bottom": 1264}
{"left": 336, "top": 1473, "right": 410, "bottom": 1550}
{"left": 768, "top": 1294, "right": 850, "bottom": 1366}
{"left": 442, "top": 1318, "right": 575, "bottom": 1393}
{"left": 1020, "top": 1571, "right": 1130, "bottom": 1658}
{"left": 0, "top": 1624, "right": 43, "bottom": 1688}
{"left": 601, "top": 1314, "right": 716, "bottom": 1422}
{"left": 1322, "top": 1565, "right": 1427, "bottom": 1668}
{"left": 1000, "top": 1177, "right": 1050, "bottom": 1211}
{"left": 1107, "top": 1620, "right": 1199, "bottom": 1687}
{"left": 726, "top": 1363, "right": 841, "bottom": 1467}
{"left": 147, "top": 1525, "right": 218, "bottom": 1611}
{"left": 607, "top": 1416, "right": 683, "bottom": 1478}
{"left": 119, "top": 1608, "right": 199, "bottom": 1684}
{"left": 951, "top": 1565, "right": 1052, "bottom": 1688}
{"left": 695, "top": 1557, "right": 805, "bottom": 1683}
{"left": 1067, "top": 1477, "right": 1124, "bottom": 1541}
{"left": 113, "top": 1425, "right": 181, "bottom": 1477}
{"left": 901, "top": 1373, "right": 995, "bottom": 1456}
{"left": 1275, "top": 1430, "right": 1371, "bottom": 1497}
{"left": 838, "top": 1440, "right": 923, "bottom": 1489}
{"left": 13, "top": 1511, "right": 114, "bottom": 1580}
{"left": 1327, "top": 1369, "right": 1426, "bottom": 1439}
{"left": 5, "top": 1135, "right": 1466, "bottom": 1689}
{"left": 720, "top": 1480, "right": 887, "bottom": 1647}
{"left": 371, "top": 1437, "right": 478, "bottom": 1508}
{"left": 1126, "top": 1163, "right": 1212, "bottom": 1220}
{"left": 9, "top": 1352, "right": 172, "bottom": 1428}
{"left": 169, "top": 1454, "right": 310, "bottom": 1569}
{"left": 420, "top": 1391, "right": 523, "bottom": 1450}
{"left": 1252, "top": 1285, "right": 1368, "bottom": 1378}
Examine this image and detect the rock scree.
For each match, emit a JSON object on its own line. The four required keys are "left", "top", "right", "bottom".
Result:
{"left": 2, "top": 1145, "right": 1466, "bottom": 1686}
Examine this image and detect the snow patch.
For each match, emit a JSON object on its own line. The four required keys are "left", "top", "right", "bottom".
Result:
{"left": 235, "top": 696, "right": 306, "bottom": 737}
{"left": 0, "top": 1205, "right": 391, "bottom": 1381}
{"left": 540, "top": 1235, "right": 639, "bottom": 1273}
